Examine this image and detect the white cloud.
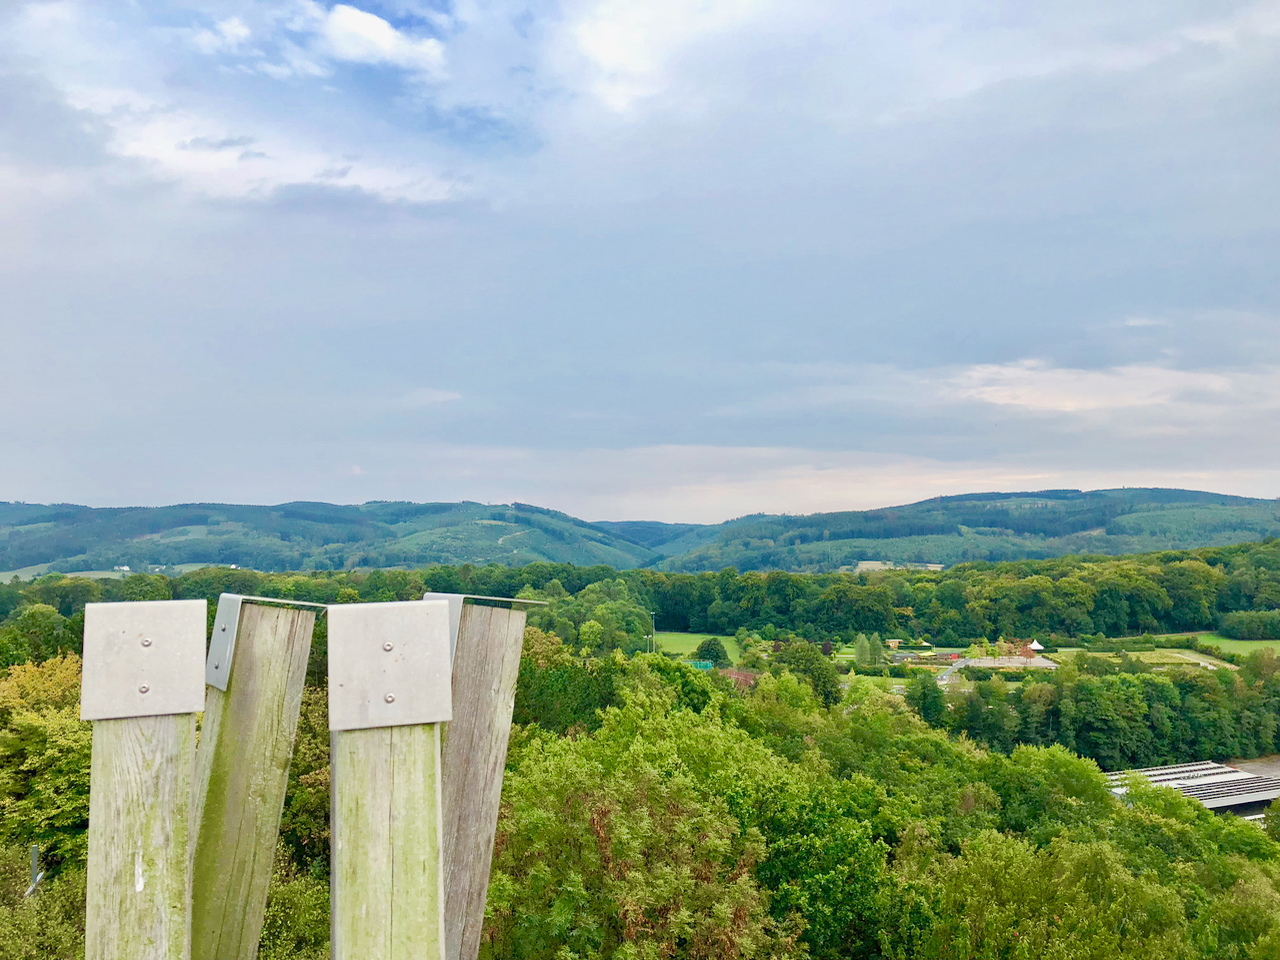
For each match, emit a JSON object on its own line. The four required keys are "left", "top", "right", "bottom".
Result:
{"left": 318, "top": 4, "right": 446, "bottom": 76}
{"left": 946, "top": 359, "right": 1277, "bottom": 413}
{"left": 567, "top": 0, "right": 775, "bottom": 111}
{"left": 192, "top": 16, "right": 250, "bottom": 55}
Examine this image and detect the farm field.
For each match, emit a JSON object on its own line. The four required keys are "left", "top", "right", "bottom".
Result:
{"left": 1113, "top": 630, "right": 1278, "bottom": 657}
{"left": 1048, "top": 648, "right": 1237, "bottom": 670}
{"left": 654, "top": 631, "right": 742, "bottom": 664}
{"left": 1193, "top": 634, "right": 1279, "bottom": 656}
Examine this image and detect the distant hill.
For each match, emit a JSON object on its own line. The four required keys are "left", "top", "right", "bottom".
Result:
{"left": 606, "top": 488, "right": 1280, "bottom": 572}
{"left": 1, "top": 488, "right": 1277, "bottom": 577}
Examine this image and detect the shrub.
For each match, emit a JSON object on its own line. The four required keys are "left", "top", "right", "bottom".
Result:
{"left": 692, "top": 636, "right": 730, "bottom": 666}
{"left": 1220, "top": 611, "right": 1280, "bottom": 640}
{"left": 0, "top": 844, "right": 86, "bottom": 958}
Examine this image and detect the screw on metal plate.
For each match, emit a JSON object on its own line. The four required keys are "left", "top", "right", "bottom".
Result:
{"left": 327, "top": 601, "right": 452, "bottom": 731}
{"left": 206, "top": 594, "right": 327, "bottom": 691}
{"left": 79, "top": 600, "right": 207, "bottom": 721}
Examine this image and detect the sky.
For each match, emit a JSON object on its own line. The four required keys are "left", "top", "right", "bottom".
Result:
{"left": 0, "top": 0, "right": 1277, "bottom": 523}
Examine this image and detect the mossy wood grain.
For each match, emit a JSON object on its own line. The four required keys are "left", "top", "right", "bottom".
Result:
{"left": 331, "top": 722, "right": 446, "bottom": 960}
{"left": 441, "top": 603, "right": 528, "bottom": 960}
{"left": 86, "top": 714, "right": 196, "bottom": 960}
{"left": 190, "top": 603, "right": 316, "bottom": 960}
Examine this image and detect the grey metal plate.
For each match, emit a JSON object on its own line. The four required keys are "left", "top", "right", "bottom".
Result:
{"left": 80, "top": 600, "right": 207, "bottom": 721}
{"left": 205, "top": 593, "right": 327, "bottom": 690}
{"left": 422, "top": 592, "right": 464, "bottom": 663}
{"left": 422, "top": 592, "right": 547, "bottom": 664}
{"left": 328, "top": 600, "right": 452, "bottom": 731}
{"left": 206, "top": 594, "right": 244, "bottom": 690}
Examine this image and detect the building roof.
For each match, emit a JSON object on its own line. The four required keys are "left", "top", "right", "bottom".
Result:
{"left": 1106, "top": 761, "right": 1280, "bottom": 811}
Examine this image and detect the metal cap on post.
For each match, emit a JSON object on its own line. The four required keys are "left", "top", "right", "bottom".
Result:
{"left": 81, "top": 600, "right": 207, "bottom": 721}
{"left": 328, "top": 600, "right": 454, "bottom": 960}
{"left": 80, "top": 599, "right": 207, "bottom": 960}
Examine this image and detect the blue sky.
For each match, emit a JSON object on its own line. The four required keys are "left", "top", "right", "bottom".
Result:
{"left": 1, "top": 0, "right": 1277, "bottom": 521}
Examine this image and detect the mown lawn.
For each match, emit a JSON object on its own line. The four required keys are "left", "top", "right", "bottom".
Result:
{"left": 654, "top": 632, "right": 742, "bottom": 664}
{"left": 1191, "top": 633, "right": 1278, "bottom": 656}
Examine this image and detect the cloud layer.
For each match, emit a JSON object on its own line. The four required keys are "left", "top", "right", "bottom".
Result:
{"left": 0, "top": 0, "right": 1277, "bottom": 522}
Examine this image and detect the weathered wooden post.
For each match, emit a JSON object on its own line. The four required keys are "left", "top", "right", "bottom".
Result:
{"left": 328, "top": 599, "right": 453, "bottom": 960}
{"left": 189, "top": 594, "right": 324, "bottom": 960}
{"left": 80, "top": 599, "right": 207, "bottom": 960}
{"left": 428, "top": 593, "right": 536, "bottom": 960}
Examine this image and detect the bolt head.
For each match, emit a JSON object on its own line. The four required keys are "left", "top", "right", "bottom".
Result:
{"left": 138, "top": 684, "right": 150, "bottom": 694}
{"left": 384, "top": 693, "right": 396, "bottom": 703}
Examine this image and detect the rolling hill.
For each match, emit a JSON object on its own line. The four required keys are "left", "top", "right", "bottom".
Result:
{"left": 1, "top": 488, "right": 1277, "bottom": 577}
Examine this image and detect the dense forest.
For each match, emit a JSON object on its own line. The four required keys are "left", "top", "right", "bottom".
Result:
{"left": 1, "top": 542, "right": 1280, "bottom": 957}
{"left": 2, "top": 539, "right": 1278, "bottom": 655}
{"left": 3, "top": 487, "right": 1278, "bottom": 576}
{"left": 0, "top": 627, "right": 1278, "bottom": 955}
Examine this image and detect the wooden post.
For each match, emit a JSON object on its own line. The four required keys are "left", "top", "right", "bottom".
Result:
{"left": 80, "top": 600, "right": 206, "bottom": 960}
{"left": 328, "top": 600, "right": 453, "bottom": 960}
{"left": 439, "top": 601, "right": 529, "bottom": 960}
{"left": 189, "top": 597, "right": 319, "bottom": 960}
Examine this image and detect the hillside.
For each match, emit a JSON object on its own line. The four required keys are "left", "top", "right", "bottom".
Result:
{"left": 0, "top": 501, "right": 656, "bottom": 575}
{"left": 630, "top": 487, "right": 1280, "bottom": 572}
{"left": 1, "top": 487, "right": 1277, "bottom": 576}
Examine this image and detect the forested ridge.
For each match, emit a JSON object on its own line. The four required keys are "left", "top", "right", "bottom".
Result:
{"left": 0, "top": 542, "right": 1279, "bottom": 956}
{"left": 3, "top": 486, "right": 1278, "bottom": 575}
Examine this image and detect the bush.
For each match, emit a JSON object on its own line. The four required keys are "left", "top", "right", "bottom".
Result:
{"left": 693, "top": 636, "right": 730, "bottom": 666}
{"left": 259, "top": 848, "right": 329, "bottom": 960}
{"left": 0, "top": 844, "right": 86, "bottom": 958}
{"left": 1221, "top": 611, "right": 1280, "bottom": 640}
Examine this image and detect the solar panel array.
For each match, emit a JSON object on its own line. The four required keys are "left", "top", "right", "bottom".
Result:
{"left": 1107, "top": 760, "right": 1280, "bottom": 811}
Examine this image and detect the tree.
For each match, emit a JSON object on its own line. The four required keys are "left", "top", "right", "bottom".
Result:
{"left": 578, "top": 619, "right": 604, "bottom": 648}
{"left": 905, "top": 673, "right": 946, "bottom": 725}
{"left": 0, "top": 605, "right": 75, "bottom": 667}
{"left": 772, "top": 642, "right": 841, "bottom": 707}
{"left": 693, "top": 636, "right": 730, "bottom": 665}
{"left": 853, "top": 634, "right": 871, "bottom": 668}
{"left": 1266, "top": 799, "right": 1280, "bottom": 844}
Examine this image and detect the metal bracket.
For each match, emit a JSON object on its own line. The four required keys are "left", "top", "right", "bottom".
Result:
{"left": 328, "top": 600, "right": 453, "bottom": 731}
{"left": 422, "top": 593, "right": 547, "bottom": 664}
{"left": 80, "top": 600, "right": 207, "bottom": 721}
{"left": 206, "top": 594, "right": 327, "bottom": 691}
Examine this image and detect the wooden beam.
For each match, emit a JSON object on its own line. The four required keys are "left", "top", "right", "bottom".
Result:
{"left": 330, "top": 723, "right": 446, "bottom": 959}
{"left": 328, "top": 600, "right": 451, "bottom": 960}
{"left": 81, "top": 599, "right": 206, "bottom": 960}
{"left": 441, "top": 603, "right": 528, "bottom": 960}
{"left": 189, "top": 601, "right": 317, "bottom": 960}
{"left": 86, "top": 715, "right": 197, "bottom": 960}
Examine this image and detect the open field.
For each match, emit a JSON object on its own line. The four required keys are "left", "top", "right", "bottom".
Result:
{"left": 1, "top": 561, "right": 217, "bottom": 582}
{"left": 1193, "top": 634, "right": 1279, "bottom": 656}
{"left": 654, "top": 631, "right": 742, "bottom": 664}
{"left": 1049, "top": 648, "right": 1237, "bottom": 670}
